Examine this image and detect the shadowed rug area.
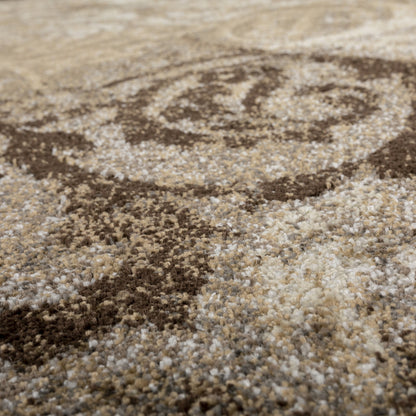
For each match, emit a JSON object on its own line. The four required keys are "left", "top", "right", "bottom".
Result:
{"left": 1, "top": 1, "right": 416, "bottom": 415}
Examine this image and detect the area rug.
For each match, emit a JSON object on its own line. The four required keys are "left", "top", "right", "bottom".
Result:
{"left": 1, "top": 1, "right": 416, "bottom": 415}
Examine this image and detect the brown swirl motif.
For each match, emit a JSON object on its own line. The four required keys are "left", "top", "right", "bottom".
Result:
{"left": 0, "top": 51, "right": 416, "bottom": 370}
{"left": 114, "top": 53, "right": 382, "bottom": 148}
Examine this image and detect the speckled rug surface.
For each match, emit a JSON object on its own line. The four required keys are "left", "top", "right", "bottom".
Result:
{"left": 1, "top": 1, "right": 416, "bottom": 415}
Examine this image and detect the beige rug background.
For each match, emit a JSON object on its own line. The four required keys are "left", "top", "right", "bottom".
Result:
{"left": 1, "top": 1, "right": 416, "bottom": 415}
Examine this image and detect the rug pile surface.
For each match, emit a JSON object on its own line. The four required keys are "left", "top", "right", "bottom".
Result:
{"left": 1, "top": 1, "right": 416, "bottom": 415}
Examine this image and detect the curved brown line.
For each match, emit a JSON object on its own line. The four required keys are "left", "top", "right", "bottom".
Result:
{"left": 100, "top": 49, "right": 269, "bottom": 89}
{"left": 312, "top": 54, "right": 416, "bottom": 87}
{"left": 0, "top": 121, "right": 228, "bottom": 370}
{"left": 245, "top": 98, "right": 416, "bottom": 208}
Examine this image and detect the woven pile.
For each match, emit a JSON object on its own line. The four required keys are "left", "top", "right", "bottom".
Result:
{"left": 1, "top": 1, "right": 416, "bottom": 415}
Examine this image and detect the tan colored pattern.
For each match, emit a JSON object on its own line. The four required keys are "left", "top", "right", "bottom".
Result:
{"left": 1, "top": 1, "right": 416, "bottom": 415}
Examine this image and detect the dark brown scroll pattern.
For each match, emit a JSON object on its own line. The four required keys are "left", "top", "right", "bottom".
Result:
{"left": 0, "top": 52, "right": 416, "bottom": 371}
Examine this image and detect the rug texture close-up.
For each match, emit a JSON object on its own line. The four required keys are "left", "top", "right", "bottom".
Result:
{"left": 1, "top": 1, "right": 416, "bottom": 415}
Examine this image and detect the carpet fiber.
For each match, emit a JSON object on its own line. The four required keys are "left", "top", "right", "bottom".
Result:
{"left": 1, "top": 1, "right": 416, "bottom": 415}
